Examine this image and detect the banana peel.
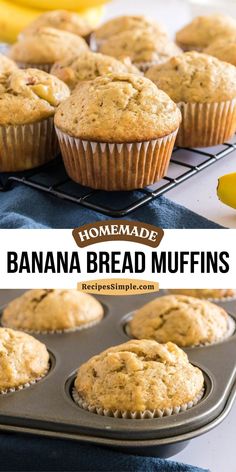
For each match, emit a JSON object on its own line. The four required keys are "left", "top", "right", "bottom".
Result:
{"left": 0, "top": 1, "right": 105, "bottom": 43}
{"left": 217, "top": 172, "right": 236, "bottom": 210}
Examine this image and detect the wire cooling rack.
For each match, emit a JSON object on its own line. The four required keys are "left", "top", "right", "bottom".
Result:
{"left": 1, "top": 138, "right": 236, "bottom": 217}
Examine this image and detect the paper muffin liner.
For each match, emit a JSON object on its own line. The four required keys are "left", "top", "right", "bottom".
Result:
{"left": 0, "top": 366, "right": 49, "bottom": 395}
{"left": 55, "top": 128, "right": 178, "bottom": 191}
{"left": 134, "top": 61, "right": 161, "bottom": 72}
{"left": 1, "top": 318, "right": 102, "bottom": 336}
{"left": 176, "top": 100, "right": 236, "bottom": 148}
{"left": 89, "top": 33, "right": 98, "bottom": 51}
{"left": 175, "top": 43, "right": 203, "bottom": 52}
{"left": 72, "top": 387, "right": 204, "bottom": 419}
{"left": 0, "top": 117, "right": 59, "bottom": 172}
{"left": 16, "top": 61, "right": 52, "bottom": 73}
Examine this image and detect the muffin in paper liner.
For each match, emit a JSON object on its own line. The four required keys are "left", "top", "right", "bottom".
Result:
{"left": 55, "top": 128, "right": 178, "bottom": 191}
{"left": 126, "top": 312, "right": 235, "bottom": 348}
{"left": 0, "top": 368, "right": 49, "bottom": 396}
{"left": 0, "top": 116, "right": 59, "bottom": 172}
{"left": 2, "top": 318, "right": 103, "bottom": 336}
{"left": 176, "top": 99, "right": 236, "bottom": 148}
{"left": 207, "top": 295, "right": 236, "bottom": 302}
{"left": 16, "top": 62, "right": 52, "bottom": 73}
{"left": 72, "top": 387, "right": 204, "bottom": 419}
{"left": 165, "top": 289, "right": 236, "bottom": 303}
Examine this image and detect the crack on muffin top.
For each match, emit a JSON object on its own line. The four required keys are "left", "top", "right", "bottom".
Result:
{"left": 51, "top": 51, "right": 141, "bottom": 90}
{"left": 55, "top": 72, "right": 181, "bottom": 141}
{"left": 0, "top": 68, "right": 70, "bottom": 125}
{"left": 2, "top": 289, "right": 104, "bottom": 332}
{"left": 9, "top": 27, "right": 89, "bottom": 65}
{"left": 74, "top": 340, "right": 204, "bottom": 411}
{"left": 146, "top": 51, "right": 236, "bottom": 103}
{"left": 129, "top": 294, "right": 229, "bottom": 347}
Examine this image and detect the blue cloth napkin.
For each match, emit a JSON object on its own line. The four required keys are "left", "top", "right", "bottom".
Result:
{"left": 0, "top": 184, "right": 222, "bottom": 229}
{"left": 0, "top": 433, "right": 209, "bottom": 472}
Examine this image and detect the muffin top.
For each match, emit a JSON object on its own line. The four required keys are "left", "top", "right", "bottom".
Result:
{"left": 51, "top": 51, "right": 140, "bottom": 90}
{"left": 204, "top": 38, "right": 236, "bottom": 66}
{"left": 100, "top": 29, "right": 181, "bottom": 66}
{"left": 129, "top": 295, "right": 229, "bottom": 347}
{"left": 94, "top": 15, "right": 167, "bottom": 43}
{"left": 55, "top": 73, "right": 181, "bottom": 142}
{"left": 0, "top": 327, "right": 49, "bottom": 392}
{"left": 21, "top": 10, "right": 92, "bottom": 38}
{"left": 2, "top": 289, "right": 104, "bottom": 332}
{"left": 168, "top": 289, "right": 236, "bottom": 299}
{"left": 145, "top": 51, "right": 236, "bottom": 103}
{"left": 176, "top": 14, "right": 236, "bottom": 50}
{"left": 9, "top": 27, "right": 89, "bottom": 65}
{"left": 74, "top": 339, "right": 204, "bottom": 412}
{"left": 0, "top": 53, "right": 17, "bottom": 77}
{"left": 0, "top": 68, "right": 70, "bottom": 126}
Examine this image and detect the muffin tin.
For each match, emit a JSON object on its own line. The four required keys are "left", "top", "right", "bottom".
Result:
{"left": 0, "top": 290, "right": 236, "bottom": 458}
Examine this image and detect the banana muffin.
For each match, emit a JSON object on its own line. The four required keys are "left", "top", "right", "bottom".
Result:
{"left": 168, "top": 289, "right": 236, "bottom": 300}
{"left": 55, "top": 73, "right": 181, "bottom": 190}
{"left": 204, "top": 38, "right": 236, "bottom": 67}
{"left": 129, "top": 295, "right": 230, "bottom": 347}
{"left": 9, "top": 27, "right": 89, "bottom": 72}
{"left": 0, "top": 327, "right": 49, "bottom": 393}
{"left": 21, "top": 10, "right": 93, "bottom": 40}
{"left": 146, "top": 51, "right": 236, "bottom": 147}
{"left": 0, "top": 68, "right": 70, "bottom": 172}
{"left": 51, "top": 51, "right": 140, "bottom": 90}
{"left": 176, "top": 14, "right": 236, "bottom": 51}
{"left": 74, "top": 339, "right": 204, "bottom": 417}
{"left": 100, "top": 29, "right": 182, "bottom": 71}
{"left": 93, "top": 15, "right": 167, "bottom": 48}
{"left": 0, "top": 53, "right": 17, "bottom": 77}
{"left": 2, "top": 289, "right": 104, "bottom": 333}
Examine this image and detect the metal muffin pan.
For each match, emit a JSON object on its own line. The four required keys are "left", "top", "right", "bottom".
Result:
{"left": 0, "top": 290, "right": 236, "bottom": 458}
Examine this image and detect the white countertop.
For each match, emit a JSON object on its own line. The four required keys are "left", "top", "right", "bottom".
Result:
{"left": 104, "top": 0, "right": 236, "bottom": 229}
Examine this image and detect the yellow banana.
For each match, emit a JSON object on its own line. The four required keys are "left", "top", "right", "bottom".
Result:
{"left": 10, "top": 0, "right": 108, "bottom": 11}
{"left": 0, "top": 0, "right": 105, "bottom": 43}
{"left": 0, "top": 0, "right": 39, "bottom": 42}
{"left": 217, "top": 172, "right": 236, "bottom": 210}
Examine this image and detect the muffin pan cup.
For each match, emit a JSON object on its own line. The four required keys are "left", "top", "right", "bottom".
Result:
{"left": 55, "top": 127, "right": 178, "bottom": 191}
{"left": 0, "top": 290, "right": 236, "bottom": 458}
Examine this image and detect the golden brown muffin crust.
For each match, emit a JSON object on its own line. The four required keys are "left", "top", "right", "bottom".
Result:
{"left": 51, "top": 51, "right": 140, "bottom": 90}
{"left": 0, "top": 53, "right": 17, "bottom": 76}
{"left": 129, "top": 295, "right": 229, "bottom": 347}
{"left": 0, "top": 327, "right": 49, "bottom": 391}
{"left": 0, "top": 68, "right": 70, "bottom": 126}
{"left": 2, "top": 289, "right": 104, "bottom": 332}
{"left": 168, "top": 289, "right": 236, "bottom": 299}
{"left": 146, "top": 51, "right": 236, "bottom": 103}
{"left": 204, "top": 38, "right": 236, "bottom": 66}
{"left": 176, "top": 14, "right": 236, "bottom": 50}
{"left": 9, "top": 27, "right": 89, "bottom": 65}
{"left": 55, "top": 73, "right": 181, "bottom": 142}
{"left": 21, "top": 10, "right": 92, "bottom": 38}
{"left": 94, "top": 15, "right": 167, "bottom": 42}
{"left": 100, "top": 29, "right": 181, "bottom": 66}
{"left": 75, "top": 339, "right": 204, "bottom": 411}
